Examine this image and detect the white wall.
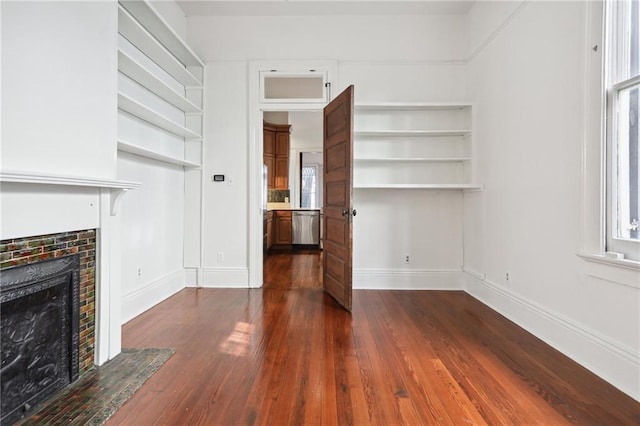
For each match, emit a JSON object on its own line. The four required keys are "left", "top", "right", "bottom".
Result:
{"left": 201, "top": 61, "right": 250, "bottom": 286}
{"left": 188, "top": 15, "right": 467, "bottom": 61}
{"left": 187, "top": 14, "right": 469, "bottom": 288}
{"left": 1, "top": 1, "right": 117, "bottom": 180}
{"left": 465, "top": 0, "right": 639, "bottom": 400}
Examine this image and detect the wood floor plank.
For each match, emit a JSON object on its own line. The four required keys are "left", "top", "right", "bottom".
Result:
{"left": 107, "top": 286, "right": 640, "bottom": 425}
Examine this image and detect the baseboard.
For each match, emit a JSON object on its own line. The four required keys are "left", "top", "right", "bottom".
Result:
{"left": 198, "top": 267, "right": 249, "bottom": 288}
{"left": 353, "top": 268, "right": 464, "bottom": 290}
{"left": 463, "top": 270, "right": 640, "bottom": 401}
{"left": 121, "top": 269, "right": 185, "bottom": 324}
{"left": 184, "top": 267, "right": 198, "bottom": 287}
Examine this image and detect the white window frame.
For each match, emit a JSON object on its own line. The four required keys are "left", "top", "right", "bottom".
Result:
{"left": 604, "top": 0, "right": 640, "bottom": 261}
{"left": 259, "top": 69, "right": 331, "bottom": 104}
{"left": 301, "top": 164, "right": 319, "bottom": 209}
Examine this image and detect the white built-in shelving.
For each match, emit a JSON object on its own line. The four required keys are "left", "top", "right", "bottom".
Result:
{"left": 354, "top": 183, "right": 483, "bottom": 190}
{"left": 119, "top": 1, "right": 204, "bottom": 70}
{"left": 117, "top": 141, "right": 201, "bottom": 169}
{"left": 118, "top": 50, "right": 202, "bottom": 113}
{"left": 355, "top": 102, "right": 471, "bottom": 111}
{"left": 355, "top": 130, "right": 471, "bottom": 138}
{"left": 354, "top": 158, "right": 472, "bottom": 163}
{"left": 116, "top": 0, "right": 204, "bottom": 168}
{"left": 118, "top": 5, "right": 201, "bottom": 87}
{"left": 353, "top": 102, "right": 481, "bottom": 190}
{"left": 118, "top": 93, "right": 201, "bottom": 139}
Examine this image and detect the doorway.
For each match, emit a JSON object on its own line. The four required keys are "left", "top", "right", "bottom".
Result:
{"left": 262, "top": 110, "right": 324, "bottom": 289}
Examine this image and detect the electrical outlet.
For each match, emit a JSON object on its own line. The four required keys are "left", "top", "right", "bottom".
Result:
{"left": 217, "top": 252, "right": 224, "bottom": 262}
{"left": 404, "top": 254, "right": 411, "bottom": 264}
{"left": 505, "top": 272, "right": 510, "bottom": 282}
{"left": 137, "top": 267, "right": 142, "bottom": 278}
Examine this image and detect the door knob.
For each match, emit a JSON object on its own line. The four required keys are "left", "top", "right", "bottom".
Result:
{"left": 342, "top": 209, "right": 349, "bottom": 216}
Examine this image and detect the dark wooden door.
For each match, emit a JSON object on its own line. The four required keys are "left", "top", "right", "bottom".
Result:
{"left": 323, "top": 85, "right": 354, "bottom": 311}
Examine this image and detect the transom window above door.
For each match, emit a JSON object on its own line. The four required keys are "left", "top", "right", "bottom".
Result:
{"left": 260, "top": 70, "right": 330, "bottom": 103}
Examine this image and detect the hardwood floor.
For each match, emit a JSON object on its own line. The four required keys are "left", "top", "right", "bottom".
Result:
{"left": 263, "top": 249, "right": 322, "bottom": 289}
{"left": 108, "top": 287, "right": 640, "bottom": 425}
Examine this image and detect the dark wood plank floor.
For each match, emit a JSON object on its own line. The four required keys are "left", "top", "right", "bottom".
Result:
{"left": 263, "top": 249, "right": 322, "bottom": 289}
{"left": 108, "top": 286, "right": 640, "bottom": 425}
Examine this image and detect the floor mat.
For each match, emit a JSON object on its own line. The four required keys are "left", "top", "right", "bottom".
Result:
{"left": 16, "top": 348, "right": 175, "bottom": 426}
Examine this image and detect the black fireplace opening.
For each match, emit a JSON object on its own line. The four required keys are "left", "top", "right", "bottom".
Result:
{"left": 1, "top": 255, "right": 80, "bottom": 425}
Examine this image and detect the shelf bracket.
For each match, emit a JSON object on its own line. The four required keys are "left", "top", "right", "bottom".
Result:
{"left": 110, "top": 188, "right": 130, "bottom": 216}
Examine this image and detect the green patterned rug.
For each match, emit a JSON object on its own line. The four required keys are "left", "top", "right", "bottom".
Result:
{"left": 16, "top": 348, "right": 175, "bottom": 426}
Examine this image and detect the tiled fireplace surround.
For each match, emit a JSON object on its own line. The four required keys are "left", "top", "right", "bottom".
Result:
{"left": 0, "top": 229, "right": 97, "bottom": 374}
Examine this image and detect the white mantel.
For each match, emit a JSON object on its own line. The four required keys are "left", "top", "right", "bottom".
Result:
{"left": 0, "top": 171, "right": 140, "bottom": 365}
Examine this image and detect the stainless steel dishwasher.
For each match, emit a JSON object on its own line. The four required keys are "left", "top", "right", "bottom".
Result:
{"left": 292, "top": 210, "right": 320, "bottom": 246}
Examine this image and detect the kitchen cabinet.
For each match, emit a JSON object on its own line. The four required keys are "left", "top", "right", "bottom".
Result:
{"left": 263, "top": 121, "right": 290, "bottom": 190}
{"left": 274, "top": 157, "right": 289, "bottom": 190}
{"left": 273, "top": 210, "right": 292, "bottom": 246}
{"left": 266, "top": 211, "right": 274, "bottom": 249}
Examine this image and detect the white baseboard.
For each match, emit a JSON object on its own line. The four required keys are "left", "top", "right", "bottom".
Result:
{"left": 121, "top": 269, "right": 185, "bottom": 324}
{"left": 184, "top": 267, "right": 198, "bottom": 287}
{"left": 463, "top": 270, "right": 640, "bottom": 401}
{"left": 354, "top": 268, "right": 464, "bottom": 290}
{"left": 199, "top": 267, "right": 249, "bottom": 288}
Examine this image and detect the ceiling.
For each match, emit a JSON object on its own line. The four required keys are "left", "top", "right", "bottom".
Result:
{"left": 176, "top": 1, "right": 476, "bottom": 17}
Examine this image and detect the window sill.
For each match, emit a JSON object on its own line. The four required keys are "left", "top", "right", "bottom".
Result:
{"left": 578, "top": 253, "right": 640, "bottom": 270}
{"left": 577, "top": 253, "right": 640, "bottom": 289}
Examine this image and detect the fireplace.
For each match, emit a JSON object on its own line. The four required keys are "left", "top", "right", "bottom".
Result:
{"left": 1, "top": 255, "right": 80, "bottom": 424}
{"left": 0, "top": 230, "right": 96, "bottom": 424}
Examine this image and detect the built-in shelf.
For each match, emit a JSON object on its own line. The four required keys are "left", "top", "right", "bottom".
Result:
{"left": 119, "top": 0, "right": 204, "bottom": 69}
{"left": 118, "top": 140, "right": 201, "bottom": 168}
{"left": 118, "top": 5, "right": 202, "bottom": 87}
{"left": 0, "top": 170, "right": 140, "bottom": 190}
{"left": 353, "top": 101, "right": 480, "bottom": 190}
{"left": 354, "top": 183, "right": 483, "bottom": 190}
{"left": 118, "top": 50, "right": 202, "bottom": 114}
{"left": 354, "top": 157, "right": 471, "bottom": 163}
{"left": 355, "top": 130, "right": 471, "bottom": 137}
{"left": 118, "top": 93, "right": 201, "bottom": 139}
{"left": 355, "top": 102, "right": 472, "bottom": 111}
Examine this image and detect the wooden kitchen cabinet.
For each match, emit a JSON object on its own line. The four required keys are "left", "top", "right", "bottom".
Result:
{"left": 266, "top": 211, "right": 274, "bottom": 249}
{"left": 275, "top": 132, "right": 289, "bottom": 156}
{"left": 265, "top": 155, "right": 275, "bottom": 189}
{"left": 274, "top": 211, "right": 292, "bottom": 246}
{"left": 264, "top": 128, "right": 275, "bottom": 156}
{"left": 263, "top": 121, "right": 290, "bottom": 190}
{"left": 274, "top": 157, "right": 288, "bottom": 190}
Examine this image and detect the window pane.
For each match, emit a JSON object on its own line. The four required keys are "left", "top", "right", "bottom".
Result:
{"left": 264, "top": 76, "right": 325, "bottom": 100}
{"left": 615, "top": 83, "right": 640, "bottom": 240}
{"left": 610, "top": 0, "right": 639, "bottom": 83}
{"left": 301, "top": 166, "right": 317, "bottom": 209}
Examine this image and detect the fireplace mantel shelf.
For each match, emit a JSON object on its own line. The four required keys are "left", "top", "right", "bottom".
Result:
{"left": 0, "top": 171, "right": 141, "bottom": 216}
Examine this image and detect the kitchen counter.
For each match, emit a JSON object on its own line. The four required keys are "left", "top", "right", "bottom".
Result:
{"left": 267, "top": 202, "right": 321, "bottom": 212}
{"left": 267, "top": 206, "right": 321, "bottom": 212}
{"left": 268, "top": 208, "right": 321, "bottom": 212}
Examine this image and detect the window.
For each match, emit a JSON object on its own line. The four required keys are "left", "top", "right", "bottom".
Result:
{"left": 605, "top": 0, "right": 640, "bottom": 260}
{"left": 301, "top": 165, "right": 318, "bottom": 209}
{"left": 260, "top": 70, "right": 329, "bottom": 104}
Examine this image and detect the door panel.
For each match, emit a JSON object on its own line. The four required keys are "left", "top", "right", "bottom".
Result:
{"left": 323, "top": 85, "right": 354, "bottom": 312}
